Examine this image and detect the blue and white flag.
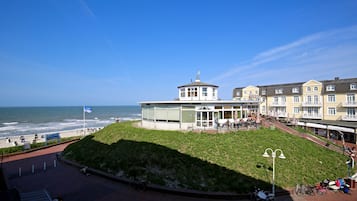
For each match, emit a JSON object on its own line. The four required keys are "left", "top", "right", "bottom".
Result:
{"left": 83, "top": 106, "right": 92, "bottom": 113}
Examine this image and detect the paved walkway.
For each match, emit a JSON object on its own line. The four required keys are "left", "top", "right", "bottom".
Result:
{"left": 1, "top": 142, "right": 356, "bottom": 201}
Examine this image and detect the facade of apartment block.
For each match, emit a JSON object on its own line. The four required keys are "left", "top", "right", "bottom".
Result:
{"left": 233, "top": 77, "right": 357, "bottom": 122}
{"left": 233, "top": 77, "right": 357, "bottom": 144}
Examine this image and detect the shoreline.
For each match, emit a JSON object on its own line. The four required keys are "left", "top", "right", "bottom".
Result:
{"left": 0, "top": 127, "right": 102, "bottom": 149}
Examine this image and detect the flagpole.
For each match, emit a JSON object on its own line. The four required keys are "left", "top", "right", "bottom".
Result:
{"left": 83, "top": 106, "right": 86, "bottom": 136}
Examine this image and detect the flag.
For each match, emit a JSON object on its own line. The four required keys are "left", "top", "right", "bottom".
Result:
{"left": 83, "top": 106, "right": 92, "bottom": 113}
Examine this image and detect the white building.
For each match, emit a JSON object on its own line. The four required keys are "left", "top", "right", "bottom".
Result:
{"left": 140, "top": 74, "right": 259, "bottom": 130}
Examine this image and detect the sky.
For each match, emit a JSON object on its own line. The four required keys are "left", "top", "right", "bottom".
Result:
{"left": 1, "top": 0, "right": 357, "bottom": 106}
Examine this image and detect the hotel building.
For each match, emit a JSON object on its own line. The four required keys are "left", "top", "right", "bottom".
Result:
{"left": 233, "top": 77, "right": 357, "bottom": 145}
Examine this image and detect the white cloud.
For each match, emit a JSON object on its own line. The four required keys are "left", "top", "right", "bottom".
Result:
{"left": 212, "top": 25, "right": 357, "bottom": 91}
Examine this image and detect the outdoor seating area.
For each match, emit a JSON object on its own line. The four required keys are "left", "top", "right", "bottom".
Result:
{"left": 216, "top": 117, "right": 260, "bottom": 130}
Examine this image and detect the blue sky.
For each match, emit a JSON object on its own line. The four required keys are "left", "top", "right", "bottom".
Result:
{"left": 1, "top": 0, "right": 357, "bottom": 106}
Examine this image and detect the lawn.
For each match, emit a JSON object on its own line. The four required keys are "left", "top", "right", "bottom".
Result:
{"left": 63, "top": 121, "right": 351, "bottom": 193}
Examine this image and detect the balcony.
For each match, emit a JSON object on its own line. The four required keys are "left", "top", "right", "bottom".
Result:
{"left": 270, "top": 102, "right": 286, "bottom": 107}
{"left": 302, "top": 102, "right": 322, "bottom": 107}
{"left": 341, "top": 101, "right": 357, "bottom": 107}
{"left": 342, "top": 115, "right": 357, "bottom": 121}
{"left": 303, "top": 113, "right": 322, "bottom": 119}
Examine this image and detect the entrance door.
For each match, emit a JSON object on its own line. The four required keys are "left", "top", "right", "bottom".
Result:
{"left": 196, "top": 111, "right": 214, "bottom": 128}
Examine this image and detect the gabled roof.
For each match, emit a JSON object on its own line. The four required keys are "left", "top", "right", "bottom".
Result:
{"left": 178, "top": 81, "right": 218, "bottom": 88}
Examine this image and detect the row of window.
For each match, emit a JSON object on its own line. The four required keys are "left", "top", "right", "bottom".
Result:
{"left": 180, "top": 87, "right": 215, "bottom": 97}
{"left": 326, "top": 83, "right": 357, "bottom": 91}
{"left": 262, "top": 83, "right": 357, "bottom": 95}
{"left": 262, "top": 107, "right": 355, "bottom": 116}
{"left": 270, "top": 94, "right": 356, "bottom": 103}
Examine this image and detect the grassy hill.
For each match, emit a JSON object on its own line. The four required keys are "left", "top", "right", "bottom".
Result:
{"left": 63, "top": 121, "right": 351, "bottom": 193}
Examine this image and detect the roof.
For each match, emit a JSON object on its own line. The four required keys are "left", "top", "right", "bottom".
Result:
{"left": 299, "top": 119, "right": 357, "bottom": 129}
{"left": 177, "top": 81, "right": 218, "bottom": 88}
{"left": 139, "top": 100, "right": 259, "bottom": 105}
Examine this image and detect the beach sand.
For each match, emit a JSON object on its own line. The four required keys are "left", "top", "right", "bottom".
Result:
{"left": 0, "top": 127, "right": 101, "bottom": 149}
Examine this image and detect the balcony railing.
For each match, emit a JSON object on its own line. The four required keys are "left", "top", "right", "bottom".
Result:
{"left": 341, "top": 102, "right": 357, "bottom": 107}
{"left": 270, "top": 102, "right": 286, "bottom": 107}
{"left": 302, "top": 102, "right": 322, "bottom": 107}
{"left": 342, "top": 115, "right": 357, "bottom": 121}
{"left": 303, "top": 113, "right": 322, "bottom": 119}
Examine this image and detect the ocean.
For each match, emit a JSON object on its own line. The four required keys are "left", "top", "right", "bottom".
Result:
{"left": 0, "top": 106, "right": 141, "bottom": 138}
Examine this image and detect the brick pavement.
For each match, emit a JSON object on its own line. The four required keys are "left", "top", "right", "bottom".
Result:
{"left": 1, "top": 142, "right": 356, "bottom": 201}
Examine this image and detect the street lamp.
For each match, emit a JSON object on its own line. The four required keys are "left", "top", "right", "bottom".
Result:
{"left": 262, "top": 148, "right": 286, "bottom": 197}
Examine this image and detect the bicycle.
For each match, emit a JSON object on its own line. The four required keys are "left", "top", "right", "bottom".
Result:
{"left": 295, "top": 184, "right": 315, "bottom": 196}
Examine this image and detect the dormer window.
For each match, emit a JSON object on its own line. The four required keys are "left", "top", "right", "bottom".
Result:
{"left": 307, "top": 87, "right": 311, "bottom": 92}
{"left": 236, "top": 91, "right": 241, "bottom": 96}
{"left": 314, "top": 86, "right": 318, "bottom": 91}
{"left": 326, "top": 85, "right": 335, "bottom": 91}
{"left": 351, "top": 83, "right": 357, "bottom": 90}
{"left": 262, "top": 89, "right": 266, "bottom": 95}
{"left": 292, "top": 87, "right": 299, "bottom": 93}
{"left": 275, "top": 88, "right": 283, "bottom": 94}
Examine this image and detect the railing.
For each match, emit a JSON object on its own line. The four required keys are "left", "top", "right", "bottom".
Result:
{"left": 270, "top": 102, "right": 286, "bottom": 107}
{"left": 302, "top": 102, "right": 322, "bottom": 107}
{"left": 303, "top": 113, "right": 322, "bottom": 119}
{"left": 341, "top": 115, "right": 357, "bottom": 121}
{"left": 341, "top": 102, "right": 357, "bottom": 107}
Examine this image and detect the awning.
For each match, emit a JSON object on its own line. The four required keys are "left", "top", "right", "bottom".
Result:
{"left": 306, "top": 123, "right": 327, "bottom": 129}
{"left": 327, "top": 125, "right": 355, "bottom": 133}
{"left": 297, "top": 122, "right": 305, "bottom": 126}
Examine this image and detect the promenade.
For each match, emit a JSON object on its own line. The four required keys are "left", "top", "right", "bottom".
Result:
{"left": 1, "top": 142, "right": 356, "bottom": 201}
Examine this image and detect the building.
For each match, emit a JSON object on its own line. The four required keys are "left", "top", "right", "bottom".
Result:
{"left": 140, "top": 74, "right": 259, "bottom": 130}
{"left": 233, "top": 77, "right": 357, "bottom": 145}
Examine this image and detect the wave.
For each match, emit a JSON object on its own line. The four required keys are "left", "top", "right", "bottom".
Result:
{"left": 2, "top": 122, "right": 19, "bottom": 126}
{"left": 0, "top": 117, "right": 140, "bottom": 138}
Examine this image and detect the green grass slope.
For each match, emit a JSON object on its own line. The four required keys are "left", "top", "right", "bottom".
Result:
{"left": 63, "top": 121, "right": 351, "bottom": 193}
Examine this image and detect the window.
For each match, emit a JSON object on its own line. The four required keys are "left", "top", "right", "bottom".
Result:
{"left": 202, "top": 88, "right": 208, "bottom": 97}
{"left": 274, "top": 96, "right": 279, "bottom": 103}
{"left": 347, "top": 94, "right": 355, "bottom": 103}
{"left": 314, "top": 86, "right": 318, "bottom": 91}
{"left": 275, "top": 88, "right": 283, "bottom": 94}
{"left": 314, "top": 95, "right": 319, "bottom": 104}
{"left": 236, "top": 91, "right": 240, "bottom": 96}
{"left": 262, "top": 89, "right": 266, "bottom": 95}
{"left": 347, "top": 108, "right": 356, "bottom": 117}
{"left": 307, "top": 87, "right": 311, "bottom": 92}
{"left": 351, "top": 83, "right": 357, "bottom": 90}
{"left": 281, "top": 96, "right": 286, "bottom": 103}
{"left": 326, "top": 85, "right": 335, "bottom": 91}
{"left": 327, "top": 94, "right": 335, "bottom": 102}
{"left": 307, "top": 95, "right": 312, "bottom": 103}
{"left": 293, "top": 107, "right": 300, "bottom": 114}
{"left": 180, "top": 88, "right": 185, "bottom": 97}
{"left": 212, "top": 88, "right": 216, "bottom": 97}
{"left": 328, "top": 107, "right": 336, "bottom": 116}
{"left": 292, "top": 87, "right": 299, "bottom": 93}
{"left": 187, "top": 87, "right": 198, "bottom": 97}
{"left": 293, "top": 96, "right": 300, "bottom": 103}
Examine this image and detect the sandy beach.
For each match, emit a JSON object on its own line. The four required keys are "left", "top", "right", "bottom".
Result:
{"left": 0, "top": 127, "right": 101, "bottom": 149}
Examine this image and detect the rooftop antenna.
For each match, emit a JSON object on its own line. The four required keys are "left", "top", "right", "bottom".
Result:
{"left": 195, "top": 70, "right": 201, "bottom": 82}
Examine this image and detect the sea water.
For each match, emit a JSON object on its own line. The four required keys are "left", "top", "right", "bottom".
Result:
{"left": 0, "top": 106, "right": 141, "bottom": 138}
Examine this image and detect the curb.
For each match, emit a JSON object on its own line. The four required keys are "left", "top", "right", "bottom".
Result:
{"left": 1, "top": 139, "right": 80, "bottom": 158}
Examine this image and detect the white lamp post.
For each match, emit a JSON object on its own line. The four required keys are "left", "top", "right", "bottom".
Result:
{"left": 262, "top": 148, "right": 286, "bottom": 197}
